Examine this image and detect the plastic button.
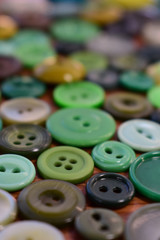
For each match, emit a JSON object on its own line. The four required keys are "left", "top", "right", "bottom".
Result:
{"left": 113, "top": 0, "right": 151, "bottom": 9}
{"left": 0, "top": 15, "right": 17, "bottom": 39}
{"left": 0, "top": 56, "right": 22, "bottom": 80}
{"left": 0, "top": 119, "right": 3, "bottom": 131}
{"left": 146, "top": 61, "right": 160, "bottom": 85}
{"left": 151, "top": 109, "right": 160, "bottom": 123}
{"left": 55, "top": 41, "right": 84, "bottom": 55}
{"left": 148, "top": 86, "right": 160, "bottom": 108}
{"left": 142, "top": 21, "right": 160, "bottom": 46}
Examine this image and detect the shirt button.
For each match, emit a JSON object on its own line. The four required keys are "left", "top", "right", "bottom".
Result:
{"left": 0, "top": 15, "right": 17, "bottom": 39}
{"left": 147, "top": 86, "right": 160, "bottom": 108}
{"left": 0, "top": 56, "right": 22, "bottom": 80}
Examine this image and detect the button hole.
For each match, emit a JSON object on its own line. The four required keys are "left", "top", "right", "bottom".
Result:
{"left": 14, "top": 141, "right": 21, "bottom": 145}
{"left": 18, "top": 110, "right": 23, "bottom": 114}
{"left": 27, "top": 108, "right": 32, "bottom": 112}
{"left": 92, "top": 213, "right": 101, "bottom": 221}
{"left": 65, "top": 165, "right": 73, "bottom": 170}
{"left": 12, "top": 168, "right": 21, "bottom": 173}
{"left": 99, "top": 186, "right": 108, "bottom": 192}
{"left": 73, "top": 116, "right": 81, "bottom": 120}
{"left": 53, "top": 195, "right": 61, "bottom": 202}
{"left": 83, "top": 122, "right": 90, "bottom": 127}
{"left": 105, "top": 148, "right": 112, "bottom": 154}
{"left": 113, "top": 187, "right": 122, "bottom": 193}
{"left": 137, "top": 128, "right": 143, "bottom": 133}
{"left": 71, "top": 96, "right": 77, "bottom": 100}
{"left": 54, "top": 162, "right": 62, "bottom": 167}
{"left": 146, "top": 135, "right": 153, "bottom": 139}
{"left": 26, "top": 143, "right": 32, "bottom": 146}
{"left": 17, "top": 135, "right": 25, "bottom": 139}
{"left": 100, "top": 225, "right": 109, "bottom": 231}
{"left": 116, "top": 155, "right": 123, "bottom": 159}
{"left": 59, "top": 156, "right": 67, "bottom": 161}
{"left": 122, "top": 99, "right": 136, "bottom": 106}
{"left": 81, "top": 93, "right": 88, "bottom": 98}
{"left": 0, "top": 166, "right": 5, "bottom": 172}
{"left": 45, "top": 202, "right": 52, "bottom": 207}
{"left": 69, "top": 159, "right": 77, "bottom": 164}
{"left": 28, "top": 136, "right": 36, "bottom": 141}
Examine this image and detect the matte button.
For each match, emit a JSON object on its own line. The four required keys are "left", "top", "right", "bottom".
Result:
{"left": 0, "top": 154, "right": 36, "bottom": 192}
{"left": 92, "top": 141, "right": 136, "bottom": 172}
{"left": 146, "top": 62, "right": 160, "bottom": 85}
{"left": 118, "top": 119, "right": 160, "bottom": 152}
{"left": 37, "top": 146, "right": 94, "bottom": 184}
{"left": 75, "top": 208, "right": 124, "bottom": 240}
{"left": 53, "top": 82, "right": 105, "bottom": 108}
{"left": 148, "top": 86, "right": 160, "bottom": 108}
{"left": 0, "top": 56, "right": 22, "bottom": 79}
{"left": 55, "top": 41, "right": 84, "bottom": 55}
{"left": 86, "top": 172, "right": 135, "bottom": 208}
{"left": 142, "top": 21, "right": 160, "bottom": 46}
{"left": 0, "top": 97, "right": 51, "bottom": 125}
{"left": 0, "top": 124, "right": 52, "bottom": 158}
{"left": 0, "top": 15, "right": 17, "bottom": 39}
{"left": 46, "top": 108, "right": 116, "bottom": 147}
{"left": 18, "top": 180, "right": 85, "bottom": 225}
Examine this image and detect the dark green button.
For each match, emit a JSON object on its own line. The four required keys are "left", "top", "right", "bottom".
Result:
{"left": 53, "top": 82, "right": 105, "bottom": 108}
{"left": 18, "top": 180, "right": 86, "bottom": 226}
{"left": 46, "top": 108, "right": 116, "bottom": 147}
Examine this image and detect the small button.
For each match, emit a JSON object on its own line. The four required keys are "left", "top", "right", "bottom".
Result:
{"left": 55, "top": 41, "right": 84, "bottom": 55}
{"left": 0, "top": 15, "right": 17, "bottom": 39}
{"left": 75, "top": 208, "right": 124, "bottom": 240}
{"left": 18, "top": 179, "right": 85, "bottom": 226}
{"left": 0, "top": 97, "right": 51, "bottom": 125}
{"left": 118, "top": 119, "right": 160, "bottom": 152}
{"left": 53, "top": 82, "right": 105, "bottom": 108}
{"left": 46, "top": 108, "right": 116, "bottom": 147}
{"left": 148, "top": 86, "right": 160, "bottom": 108}
{"left": 0, "top": 56, "right": 22, "bottom": 80}
{"left": 92, "top": 140, "right": 136, "bottom": 172}
{"left": 86, "top": 172, "right": 135, "bottom": 208}
{"left": 0, "top": 124, "right": 52, "bottom": 158}
{"left": 147, "top": 62, "right": 160, "bottom": 85}
{"left": 0, "top": 154, "right": 36, "bottom": 192}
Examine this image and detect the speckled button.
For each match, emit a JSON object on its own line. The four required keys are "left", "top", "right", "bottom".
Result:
{"left": 0, "top": 56, "right": 22, "bottom": 79}
{"left": 0, "top": 15, "right": 17, "bottom": 39}
{"left": 147, "top": 86, "right": 160, "bottom": 108}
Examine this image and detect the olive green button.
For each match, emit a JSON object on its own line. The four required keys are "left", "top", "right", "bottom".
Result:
{"left": 92, "top": 141, "right": 136, "bottom": 172}
{"left": 53, "top": 82, "right": 105, "bottom": 108}
{"left": 46, "top": 108, "right": 116, "bottom": 147}
{"left": 37, "top": 146, "right": 94, "bottom": 184}
{"left": 18, "top": 180, "right": 86, "bottom": 226}
{"left": 147, "top": 86, "right": 160, "bottom": 108}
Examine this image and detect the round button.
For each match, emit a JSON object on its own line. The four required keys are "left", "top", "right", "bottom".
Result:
{"left": 75, "top": 208, "right": 124, "bottom": 240}
{"left": 55, "top": 41, "right": 84, "bottom": 55}
{"left": 1, "top": 76, "right": 46, "bottom": 98}
{"left": 146, "top": 62, "right": 160, "bottom": 85}
{"left": 113, "top": 0, "right": 151, "bottom": 9}
{"left": 0, "top": 124, "right": 52, "bottom": 158}
{"left": 0, "top": 154, "right": 36, "bottom": 192}
{"left": 34, "top": 56, "right": 86, "bottom": 84}
{"left": 0, "top": 220, "right": 65, "bottom": 240}
{"left": 92, "top": 141, "right": 136, "bottom": 172}
{"left": 53, "top": 82, "right": 105, "bottom": 108}
{"left": 37, "top": 146, "right": 94, "bottom": 184}
{"left": 0, "top": 15, "right": 17, "bottom": 39}
{"left": 17, "top": 179, "right": 85, "bottom": 225}
{"left": 118, "top": 119, "right": 160, "bottom": 152}
{"left": 151, "top": 109, "right": 160, "bottom": 123}
{"left": 86, "top": 172, "right": 135, "bottom": 208}
{"left": 0, "top": 56, "right": 22, "bottom": 80}
{"left": 148, "top": 86, "right": 160, "bottom": 108}
{"left": 46, "top": 108, "right": 116, "bottom": 147}
{"left": 142, "top": 21, "right": 160, "bottom": 46}
{"left": 0, "top": 40, "right": 14, "bottom": 56}
{"left": 0, "top": 97, "right": 51, "bottom": 125}
{"left": 138, "top": 46, "right": 160, "bottom": 64}
{"left": 0, "top": 119, "right": 3, "bottom": 131}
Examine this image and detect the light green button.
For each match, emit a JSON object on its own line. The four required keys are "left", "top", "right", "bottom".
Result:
{"left": 147, "top": 86, "right": 160, "bottom": 108}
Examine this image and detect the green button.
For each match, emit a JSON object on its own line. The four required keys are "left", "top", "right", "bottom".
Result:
{"left": 46, "top": 108, "right": 116, "bottom": 147}
{"left": 92, "top": 141, "right": 136, "bottom": 172}
{"left": 37, "top": 146, "right": 94, "bottom": 184}
{"left": 0, "top": 154, "right": 36, "bottom": 192}
{"left": 53, "top": 82, "right": 105, "bottom": 108}
{"left": 147, "top": 86, "right": 160, "bottom": 108}
{"left": 0, "top": 118, "right": 2, "bottom": 130}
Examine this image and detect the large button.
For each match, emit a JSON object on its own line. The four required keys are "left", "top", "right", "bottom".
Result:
{"left": 129, "top": 151, "right": 160, "bottom": 201}
{"left": 0, "top": 97, "right": 51, "bottom": 125}
{"left": 142, "top": 21, "right": 160, "bottom": 46}
{"left": 92, "top": 141, "right": 136, "bottom": 172}
{"left": 0, "top": 56, "right": 22, "bottom": 80}
{"left": 0, "top": 15, "right": 17, "bottom": 39}
{"left": 0, "top": 124, "right": 52, "bottom": 158}
{"left": 75, "top": 208, "right": 124, "bottom": 240}
{"left": 147, "top": 86, "right": 160, "bottom": 108}
{"left": 17, "top": 180, "right": 85, "bottom": 225}
{"left": 118, "top": 119, "right": 160, "bottom": 152}
{"left": 0, "top": 220, "right": 65, "bottom": 240}
{"left": 37, "top": 146, "right": 94, "bottom": 184}
{"left": 0, "top": 154, "right": 36, "bottom": 192}
{"left": 86, "top": 172, "right": 135, "bottom": 208}
{"left": 46, "top": 108, "right": 116, "bottom": 147}
{"left": 53, "top": 82, "right": 105, "bottom": 108}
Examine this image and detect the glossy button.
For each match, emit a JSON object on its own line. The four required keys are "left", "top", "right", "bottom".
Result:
{"left": 0, "top": 154, "right": 36, "bottom": 192}
{"left": 86, "top": 173, "right": 135, "bottom": 208}
{"left": 53, "top": 82, "right": 105, "bottom": 108}
{"left": 46, "top": 108, "right": 116, "bottom": 147}
{"left": 37, "top": 146, "right": 94, "bottom": 184}
{"left": 118, "top": 119, "right": 160, "bottom": 152}
{"left": 0, "top": 56, "right": 22, "bottom": 79}
{"left": 0, "top": 97, "right": 51, "bottom": 125}
{"left": 92, "top": 141, "right": 136, "bottom": 172}
{"left": 147, "top": 86, "right": 160, "bottom": 108}
{"left": 0, "top": 124, "right": 52, "bottom": 158}
{"left": 75, "top": 208, "right": 124, "bottom": 240}
{"left": 0, "top": 15, "right": 17, "bottom": 39}
{"left": 0, "top": 221, "right": 65, "bottom": 240}
{"left": 18, "top": 180, "right": 85, "bottom": 225}
{"left": 1, "top": 76, "right": 46, "bottom": 98}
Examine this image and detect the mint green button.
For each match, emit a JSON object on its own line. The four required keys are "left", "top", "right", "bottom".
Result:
{"left": 0, "top": 154, "right": 36, "bottom": 192}
{"left": 37, "top": 146, "right": 94, "bottom": 184}
{"left": 46, "top": 108, "right": 116, "bottom": 147}
{"left": 0, "top": 118, "right": 2, "bottom": 130}
{"left": 92, "top": 141, "right": 136, "bottom": 172}
{"left": 53, "top": 82, "right": 105, "bottom": 108}
{"left": 147, "top": 86, "right": 160, "bottom": 108}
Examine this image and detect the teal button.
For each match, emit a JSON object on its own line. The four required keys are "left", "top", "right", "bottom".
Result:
{"left": 0, "top": 154, "right": 36, "bottom": 192}
{"left": 53, "top": 82, "right": 105, "bottom": 108}
{"left": 0, "top": 118, "right": 2, "bottom": 130}
{"left": 92, "top": 141, "right": 136, "bottom": 172}
{"left": 46, "top": 108, "right": 116, "bottom": 147}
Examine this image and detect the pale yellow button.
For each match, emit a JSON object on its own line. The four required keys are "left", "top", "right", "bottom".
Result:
{"left": 0, "top": 15, "right": 18, "bottom": 39}
{"left": 146, "top": 62, "right": 160, "bottom": 85}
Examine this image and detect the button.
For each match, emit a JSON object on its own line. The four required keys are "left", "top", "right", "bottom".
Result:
{"left": 118, "top": 119, "right": 160, "bottom": 152}
{"left": 0, "top": 56, "right": 22, "bottom": 80}
{"left": 53, "top": 82, "right": 105, "bottom": 108}
{"left": 104, "top": 92, "right": 153, "bottom": 120}
{"left": 0, "top": 154, "right": 36, "bottom": 192}
{"left": 138, "top": 46, "right": 160, "bottom": 64}
{"left": 0, "top": 15, "right": 17, "bottom": 39}
{"left": 49, "top": 2, "right": 81, "bottom": 17}
{"left": 1, "top": 76, "right": 47, "bottom": 99}
{"left": 142, "top": 21, "right": 160, "bottom": 46}
{"left": 125, "top": 203, "right": 160, "bottom": 240}
{"left": 0, "top": 40, "right": 14, "bottom": 56}
{"left": 151, "top": 109, "right": 160, "bottom": 123}
{"left": 0, "top": 189, "right": 17, "bottom": 228}
{"left": 0, "top": 118, "right": 3, "bottom": 131}
{"left": 146, "top": 62, "right": 160, "bottom": 85}
{"left": 0, "top": 124, "right": 52, "bottom": 158}
{"left": 46, "top": 108, "right": 116, "bottom": 147}
{"left": 0, "top": 97, "right": 51, "bottom": 125}
{"left": 55, "top": 41, "right": 84, "bottom": 55}
{"left": 86, "top": 172, "right": 135, "bottom": 208}
{"left": 75, "top": 208, "right": 124, "bottom": 240}
{"left": 113, "top": 0, "right": 151, "bottom": 9}
{"left": 148, "top": 86, "right": 160, "bottom": 108}
{"left": 37, "top": 146, "right": 94, "bottom": 184}
{"left": 34, "top": 56, "right": 86, "bottom": 84}
{"left": 92, "top": 141, "right": 136, "bottom": 172}
{"left": 0, "top": 220, "right": 65, "bottom": 240}
{"left": 17, "top": 179, "right": 86, "bottom": 225}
